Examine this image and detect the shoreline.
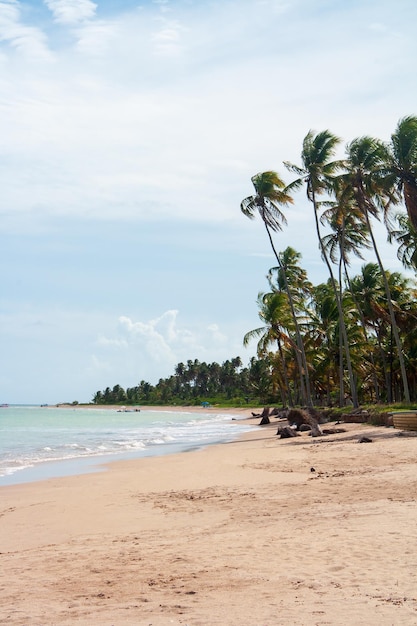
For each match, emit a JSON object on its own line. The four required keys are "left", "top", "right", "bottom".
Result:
{"left": 1, "top": 415, "right": 416, "bottom": 624}
{"left": 0, "top": 405, "right": 260, "bottom": 487}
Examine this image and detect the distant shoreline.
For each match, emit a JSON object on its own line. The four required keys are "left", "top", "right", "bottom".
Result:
{"left": 54, "top": 403, "right": 259, "bottom": 418}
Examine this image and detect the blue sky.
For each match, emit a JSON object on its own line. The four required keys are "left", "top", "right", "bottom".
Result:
{"left": 1, "top": 0, "right": 416, "bottom": 404}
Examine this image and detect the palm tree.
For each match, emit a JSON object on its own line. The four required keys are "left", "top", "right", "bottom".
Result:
{"left": 389, "top": 213, "right": 417, "bottom": 271}
{"left": 267, "top": 246, "right": 313, "bottom": 304}
{"left": 388, "top": 115, "right": 417, "bottom": 230}
{"left": 244, "top": 291, "right": 296, "bottom": 406}
{"left": 349, "top": 264, "right": 390, "bottom": 400}
{"left": 308, "top": 281, "right": 341, "bottom": 404}
{"left": 320, "top": 185, "right": 386, "bottom": 403}
{"left": 285, "top": 130, "right": 359, "bottom": 408}
{"left": 241, "top": 171, "right": 313, "bottom": 406}
{"left": 341, "top": 135, "right": 410, "bottom": 402}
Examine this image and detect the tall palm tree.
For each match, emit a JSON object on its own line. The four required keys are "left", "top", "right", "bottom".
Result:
{"left": 388, "top": 115, "right": 417, "bottom": 230}
{"left": 284, "top": 130, "right": 359, "bottom": 408}
{"left": 320, "top": 186, "right": 383, "bottom": 403}
{"left": 341, "top": 136, "right": 410, "bottom": 402}
{"left": 241, "top": 171, "right": 313, "bottom": 406}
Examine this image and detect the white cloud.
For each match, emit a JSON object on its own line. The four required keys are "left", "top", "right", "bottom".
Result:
{"left": 0, "top": 0, "right": 51, "bottom": 58}
{"left": 74, "top": 20, "right": 118, "bottom": 54}
{"left": 1, "top": 0, "right": 415, "bottom": 228}
{"left": 96, "top": 336, "right": 128, "bottom": 349}
{"left": 152, "top": 0, "right": 171, "bottom": 14}
{"left": 90, "top": 311, "right": 238, "bottom": 386}
{"left": 207, "top": 324, "right": 227, "bottom": 344}
{"left": 117, "top": 311, "right": 193, "bottom": 363}
{"left": 44, "top": 0, "right": 97, "bottom": 25}
{"left": 151, "top": 20, "right": 185, "bottom": 57}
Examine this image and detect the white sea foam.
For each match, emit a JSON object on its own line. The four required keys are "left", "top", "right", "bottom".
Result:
{"left": 0, "top": 405, "right": 256, "bottom": 484}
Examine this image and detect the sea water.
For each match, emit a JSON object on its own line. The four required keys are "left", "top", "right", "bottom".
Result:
{"left": 0, "top": 405, "right": 255, "bottom": 486}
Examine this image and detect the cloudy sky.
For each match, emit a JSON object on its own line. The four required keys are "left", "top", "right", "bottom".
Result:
{"left": 1, "top": 0, "right": 416, "bottom": 404}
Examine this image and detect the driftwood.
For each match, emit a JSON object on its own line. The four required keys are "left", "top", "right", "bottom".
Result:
{"left": 250, "top": 406, "right": 328, "bottom": 436}
{"left": 277, "top": 426, "right": 300, "bottom": 439}
{"left": 287, "top": 408, "right": 323, "bottom": 437}
{"left": 251, "top": 407, "right": 272, "bottom": 425}
{"left": 321, "top": 428, "right": 346, "bottom": 435}
{"left": 252, "top": 407, "right": 285, "bottom": 419}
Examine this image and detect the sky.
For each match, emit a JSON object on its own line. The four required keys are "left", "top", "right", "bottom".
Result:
{"left": 1, "top": 0, "right": 416, "bottom": 404}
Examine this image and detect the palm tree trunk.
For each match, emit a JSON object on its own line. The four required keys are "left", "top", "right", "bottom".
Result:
{"left": 264, "top": 223, "right": 313, "bottom": 407}
{"left": 404, "top": 180, "right": 417, "bottom": 231}
{"left": 344, "top": 262, "right": 381, "bottom": 403}
{"left": 338, "top": 251, "right": 346, "bottom": 405}
{"left": 364, "top": 209, "right": 410, "bottom": 402}
{"left": 277, "top": 339, "right": 294, "bottom": 407}
{"left": 311, "top": 190, "right": 359, "bottom": 408}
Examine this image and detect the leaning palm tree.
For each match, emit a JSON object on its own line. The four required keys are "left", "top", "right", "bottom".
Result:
{"left": 284, "top": 130, "right": 359, "bottom": 408}
{"left": 341, "top": 135, "right": 410, "bottom": 402}
{"left": 388, "top": 115, "right": 417, "bottom": 230}
{"left": 241, "top": 171, "right": 313, "bottom": 406}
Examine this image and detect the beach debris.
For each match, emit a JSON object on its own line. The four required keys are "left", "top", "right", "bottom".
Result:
{"left": 258, "top": 407, "right": 271, "bottom": 425}
{"left": 358, "top": 436, "right": 373, "bottom": 443}
{"left": 343, "top": 409, "right": 370, "bottom": 423}
{"left": 251, "top": 406, "right": 282, "bottom": 418}
{"left": 277, "top": 426, "right": 300, "bottom": 438}
{"left": 310, "top": 467, "right": 316, "bottom": 472}
{"left": 321, "top": 428, "right": 346, "bottom": 435}
{"left": 287, "top": 408, "right": 323, "bottom": 437}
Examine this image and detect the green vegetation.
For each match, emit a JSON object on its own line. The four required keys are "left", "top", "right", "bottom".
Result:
{"left": 92, "top": 358, "right": 265, "bottom": 407}
{"left": 93, "top": 116, "right": 417, "bottom": 410}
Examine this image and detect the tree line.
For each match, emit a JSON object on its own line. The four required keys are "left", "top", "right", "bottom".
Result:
{"left": 92, "top": 357, "right": 270, "bottom": 406}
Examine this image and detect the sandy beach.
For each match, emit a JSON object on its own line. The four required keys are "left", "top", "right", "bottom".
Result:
{"left": 1, "top": 408, "right": 417, "bottom": 625}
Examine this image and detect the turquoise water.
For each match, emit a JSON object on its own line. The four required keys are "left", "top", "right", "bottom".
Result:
{"left": 0, "top": 405, "right": 255, "bottom": 486}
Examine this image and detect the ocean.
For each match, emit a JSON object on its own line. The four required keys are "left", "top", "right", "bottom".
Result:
{"left": 0, "top": 405, "right": 255, "bottom": 486}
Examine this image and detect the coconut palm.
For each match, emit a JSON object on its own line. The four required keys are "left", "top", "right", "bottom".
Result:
{"left": 307, "top": 281, "right": 341, "bottom": 404}
{"left": 320, "top": 187, "right": 383, "bottom": 402}
{"left": 266, "top": 247, "right": 314, "bottom": 404}
{"left": 341, "top": 135, "right": 410, "bottom": 402}
{"left": 241, "top": 171, "right": 313, "bottom": 406}
{"left": 284, "top": 130, "right": 359, "bottom": 407}
{"left": 244, "top": 291, "right": 297, "bottom": 406}
{"left": 350, "top": 263, "right": 391, "bottom": 399}
{"left": 389, "top": 212, "right": 417, "bottom": 271}
{"left": 388, "top": 115, "right": 417, "bottom": 230}
{"left": 267, "top": 246, "right": 313, "bottom": 303}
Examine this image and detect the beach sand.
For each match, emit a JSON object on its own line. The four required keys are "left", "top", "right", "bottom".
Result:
{"left": 1, "top": 408, "right": 417, "bottom": 625}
